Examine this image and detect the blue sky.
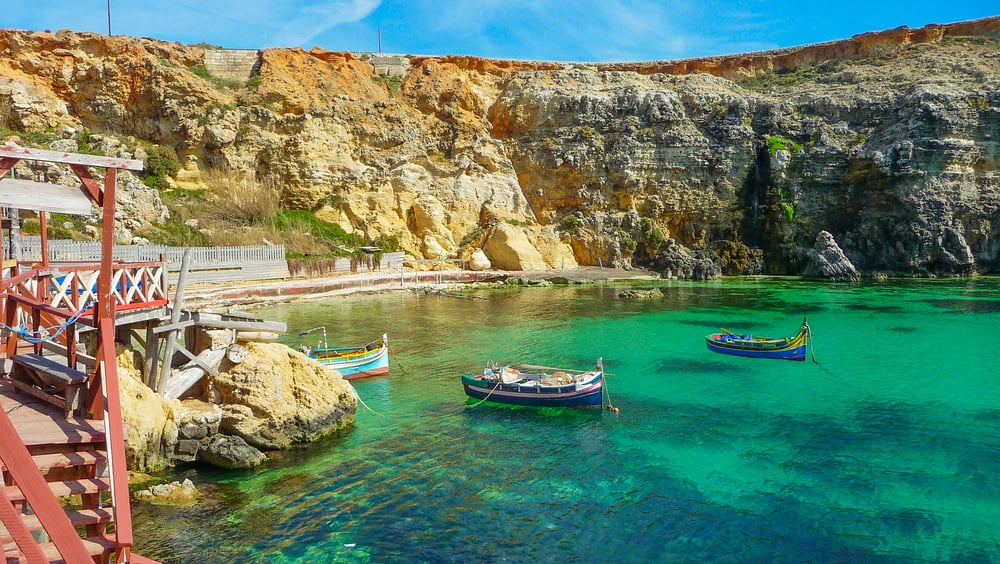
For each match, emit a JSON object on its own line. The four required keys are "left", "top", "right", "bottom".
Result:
{"left": 6, "top": 1, "right": 998, "bottom": 61}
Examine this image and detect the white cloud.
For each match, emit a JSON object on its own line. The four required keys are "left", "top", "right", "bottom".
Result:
{"left": 272, "top": 0, "right": 382, "bottom": 48}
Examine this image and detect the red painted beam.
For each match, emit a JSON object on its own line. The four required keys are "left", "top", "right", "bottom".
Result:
{"left": 98, "top": 317, "right": 133, "bottom": 552}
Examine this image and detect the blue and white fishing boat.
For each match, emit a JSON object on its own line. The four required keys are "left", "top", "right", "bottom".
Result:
{"left": 300, "top": 327, "right": 389, "bottom": 380}
{"left": 461, "top": 358, "right": 605, "bottom": 408}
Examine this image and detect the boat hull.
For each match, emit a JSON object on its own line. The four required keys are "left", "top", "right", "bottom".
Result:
{"left": 311, "top": 336, "right": 389, "bottom": 380}
{"left": 461, "top": 373, "right": 604, "bottom": 408}
{"left": 705, "top": 337, "right": 806, "bottom": 360}
{"left": 705, "top": 326, "right": 809, "bottom": 361}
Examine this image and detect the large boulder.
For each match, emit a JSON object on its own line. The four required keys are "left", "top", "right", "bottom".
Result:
{"left": 468, "top": 248, "right": 491, "bottom": 270}
{"left": 207, "top": 342, "right": 357, "bottom": 450}
{"left": 653, "top": 239, "right": 721, "bottom": 280}
{"left": 482, "top": 223, "right": 549, "bottom": 271}
{"left": 116, "top": 345, "right": 181, "bottom": 472}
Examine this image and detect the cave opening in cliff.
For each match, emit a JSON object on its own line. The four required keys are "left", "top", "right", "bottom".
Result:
{"left": 740, "top": 144, "right": 770, "bottom": 249}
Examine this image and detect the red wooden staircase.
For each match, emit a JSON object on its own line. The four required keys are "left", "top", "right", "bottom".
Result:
{"left": 0, "top": 147, "right": 161, "bottom": 563}
{"left": 1, "top": 388, "right": 119, "bottom": 562}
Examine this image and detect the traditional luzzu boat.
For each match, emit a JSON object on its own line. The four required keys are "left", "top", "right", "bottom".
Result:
{"left": 705, "top": 318, "right": 812, "bottom": 361}
{"left": 461, "top": 358, "right": 605, "bottom": 408}
{"left": 299, "top": 327, "right": 389, "bottom": 379}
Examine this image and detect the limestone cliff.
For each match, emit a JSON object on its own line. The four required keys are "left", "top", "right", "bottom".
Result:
{"left": 1, "top": 18, "right": 999, "bottom": 277}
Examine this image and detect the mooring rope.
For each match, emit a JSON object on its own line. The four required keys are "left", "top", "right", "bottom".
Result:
{"left": 808, "top": 325, "right": 818, "bottom": 364}
{"left": 348, "top": 384, "right": 385, "bottom": 417}
{"left": 806, "top": 324, "right": 834, "bottom": 374}
{"left": 603, "top": 371, "right": 619, "bottom": 413}
{"left": 388, "top": 344, "right": 409, "bottom": 375}
{"left": 466, "top": 379, "right": 503, "bottom": 408}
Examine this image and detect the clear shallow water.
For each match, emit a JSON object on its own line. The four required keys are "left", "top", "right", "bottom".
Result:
{"left": 134, "top": 278, "right": 1000, "bottom": 563}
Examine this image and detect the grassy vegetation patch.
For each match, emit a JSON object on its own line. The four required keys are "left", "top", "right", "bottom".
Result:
{"left": 373, "top": 74, "right": 402, "bottom": 94}
{"left": 767, "top": 135, "right": 802, "bottom": 155}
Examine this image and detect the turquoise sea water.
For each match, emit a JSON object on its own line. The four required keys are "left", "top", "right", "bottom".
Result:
{"left": 133, "top": 278, "right": 1000, "bottom": 563}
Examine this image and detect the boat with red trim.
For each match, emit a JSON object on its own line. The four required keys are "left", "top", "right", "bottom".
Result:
{"left": 300, "top": 327, "right": 389, "bottom": 379}
{"left": 461, "top": 358, "right": 605, "bottom": 408}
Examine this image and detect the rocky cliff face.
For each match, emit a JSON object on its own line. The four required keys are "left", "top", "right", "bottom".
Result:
{"left": 2, "top": 18, "right": 999, "bottom": 277}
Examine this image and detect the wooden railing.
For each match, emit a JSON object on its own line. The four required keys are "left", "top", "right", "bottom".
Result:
{"left": 11, "top": 238, "right": 291, "bottom": 286}
{"left": 95, "top": 316, "right": 133, "bottom": 557}
{"left": 2, "top": 262, "right": 167, "bottom": 315}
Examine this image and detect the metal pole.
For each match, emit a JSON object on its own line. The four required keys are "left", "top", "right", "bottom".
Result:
{"left": 107, "top": 0, "right": 112, "bottom": 35}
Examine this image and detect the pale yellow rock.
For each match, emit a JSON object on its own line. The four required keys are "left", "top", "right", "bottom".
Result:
{"left": 468, "top": 248, "right": 491, "bottom": 270}
{"left": 115, "top": 345, "right": 181, "bottom": 472}
{"left": 209, "top": 342, "right": 357, "bottom": 449}
{"left": 411, "top": 194, "right": 457, "bottom": 257}
{"left": 482, "top": 223, "right": 549, "bottom": 271}
{"left": 528, "top": 226, "right": 579, "bottom": 269}
{"left": 173, "top": 153, "right": 210, "bottom": 191}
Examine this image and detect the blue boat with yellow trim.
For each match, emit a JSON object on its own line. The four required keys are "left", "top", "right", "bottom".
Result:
{"left": 705, "top": 318, "right": 811, "bottom": 361}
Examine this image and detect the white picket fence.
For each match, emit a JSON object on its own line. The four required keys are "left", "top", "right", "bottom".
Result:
{"left": 9, "top": 237, "right": 405, "bottom": 286}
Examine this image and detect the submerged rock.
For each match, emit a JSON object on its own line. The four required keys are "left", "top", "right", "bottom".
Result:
{"left": 199, "top": 434, "right": 267, "bottom": 469}
{"left": 134, "top": 478, "right": 200, "bottom": 506}
{"left": 618, "top": 288, "right": 664, "bottom": 299}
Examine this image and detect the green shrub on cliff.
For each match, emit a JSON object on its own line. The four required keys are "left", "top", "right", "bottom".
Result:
{"left": 188, "top": 64, "right": 242, "bottom": 90}
{"left": 767, "top": 135, "right": 802, "bottom": 155}
{"left": 141, "top": 144, "right": 180, "bottom": 189}
{"left": 561, "top": 215, "right": 580, "bottom": 235}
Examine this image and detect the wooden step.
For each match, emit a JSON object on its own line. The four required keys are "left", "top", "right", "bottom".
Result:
{"left": 0, "top": 507, "right": 114, "bottom": 544}
{"left": 30, "top": 450, "right": 108, "bottom": 473}
{"left": 2, "top": 532, "right": 119, "bottom": 563}
{"left": 4, "top": 478, "right": 110, "bottom": 502}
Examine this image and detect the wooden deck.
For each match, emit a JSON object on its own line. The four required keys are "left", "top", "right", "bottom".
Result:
{"left": 0, "top": 380, "right": 105, "bottom": 449}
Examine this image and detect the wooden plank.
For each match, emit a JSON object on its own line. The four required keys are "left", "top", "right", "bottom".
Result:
{"left": 172, "top": 346, "right": 222, "bottom": 378}
{"left": 191, "top": 312, "right": 287, "bottom": 333}
{"left": 12, "top": 354, "right": 88, "bottom": 386}
{"left": 0, "top": 179, "right": 94, "bottom": 214}
{"left": 4, "top": 478, "right": 111, "bottom": 501}
{"left": 41, "top": 340, "right": 97, "bottom": 370}
{"left": 0, "top": 145, "right": 143, "bottom": 170}
{"left": 29, "top": 450, "right": 107, "bottom": 472}
{"left": 9, "top": 379, "right": 70, "bottom": 412}
{"left": 1, "top": 507, "right": 115, "bottom": 538}
{"left": 161, "top": 348, "right": 226, "bottom": 401}
{"left": 152, "top": 318, "right": 196, "bottom": 335}
{"left": 37, "top": 532, "right": 119, "bottom": 560}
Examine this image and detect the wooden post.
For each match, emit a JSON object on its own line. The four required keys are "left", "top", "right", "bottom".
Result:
{"left": 157, "top": 247, "right": 191, "bottom": 394}
{"left": 39, "top": 211, "right": 47, "bottom": 267}
{"left": 143, "top": 320, "right": 158, "bottom": 389}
